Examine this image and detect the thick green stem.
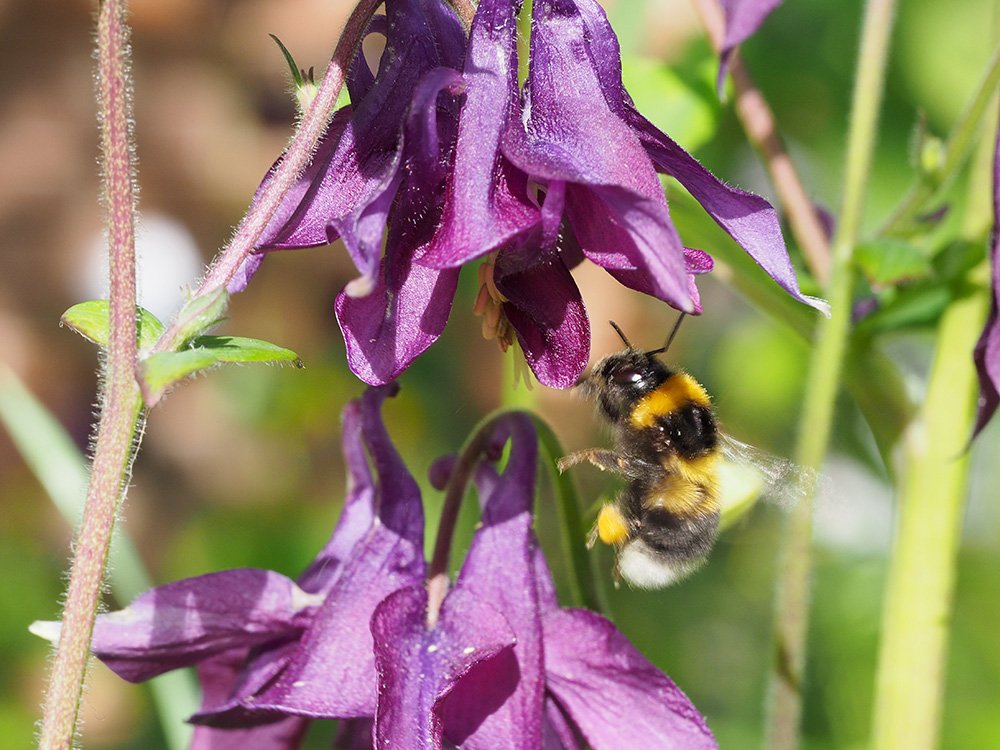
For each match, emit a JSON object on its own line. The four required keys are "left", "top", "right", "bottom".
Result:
{"left": 766, "top": 0, "right": 897, "bottom": 747}
{"left": 871, "top": 271, "right": 987, "bottom": 750}
{"left": 38, "top": 1, "right": 142, "bottom": 746}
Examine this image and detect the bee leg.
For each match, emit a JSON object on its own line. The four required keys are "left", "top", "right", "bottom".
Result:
{"left": 557, "top": 448, "right": 629, "bottom": 475}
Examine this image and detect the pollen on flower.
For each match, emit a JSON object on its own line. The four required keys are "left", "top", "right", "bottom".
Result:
{"left": 473, "top": 256, "right": 516, "bottom": 353}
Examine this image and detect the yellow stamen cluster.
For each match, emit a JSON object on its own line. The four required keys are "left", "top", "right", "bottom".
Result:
{"left": 473, "top": 255, "right": 515, "bottom": 352}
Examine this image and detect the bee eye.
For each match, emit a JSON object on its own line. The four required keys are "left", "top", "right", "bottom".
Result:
{"left": 612, "top": 368, "right": 644, "bottom": 386}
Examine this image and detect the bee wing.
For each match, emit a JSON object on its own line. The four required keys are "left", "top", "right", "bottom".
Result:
{"left": 717, "top": 435, "right": 822, "bottom": 528}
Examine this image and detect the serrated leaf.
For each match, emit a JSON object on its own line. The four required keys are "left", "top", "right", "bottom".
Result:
{"left": 139, "top": 336, "right": 301, "bottom": 405}
{"left": 855, "top": 239, "right": 933, "bottom": 286}
{"left": 61, "top": 300, "right": 165, "bottom": 350}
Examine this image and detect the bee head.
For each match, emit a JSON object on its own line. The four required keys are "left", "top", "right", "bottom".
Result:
{"left": 580, "top": 348, "right": 672, "bottom": 423}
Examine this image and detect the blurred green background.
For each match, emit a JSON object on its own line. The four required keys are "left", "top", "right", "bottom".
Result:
{"left": 1, "top": 0, "right": 999, "bottom": 747}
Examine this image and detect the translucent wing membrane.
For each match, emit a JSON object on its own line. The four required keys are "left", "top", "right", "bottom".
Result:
{"left": 717, "top": 434, "right": 821, "bottom": 529}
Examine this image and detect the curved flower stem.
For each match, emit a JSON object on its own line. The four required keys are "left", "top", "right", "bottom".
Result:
{"left": 691, "top": 0, "right": 831, "bottom": 284}
{"left": 879, "top": 42, "right": 1000, "bottom": 237}
{"left": 530, "top": 416, "right": 602, "bottom": 612}
{"left": 426, "top": 411, "right": 511, "bottom": 626}
{"left": 38, "top": 1, "right": 143, "bottom": 746}
{"left": 766, "top": 0, "right": 897, "bottom": 747}
{"left": 151, "top": 0, "right": 381, "bottom": 358}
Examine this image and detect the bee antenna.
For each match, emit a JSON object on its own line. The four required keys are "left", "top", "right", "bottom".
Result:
{"left": 608, "top": 320, "right": 634, "bottom": 349}
{"left": 646, "top": 312, "right": 686, "bottom": 356}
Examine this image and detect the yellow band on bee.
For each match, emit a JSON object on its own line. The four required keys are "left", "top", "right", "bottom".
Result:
{"left": 596, "top": 503, "right": 630, "bottom": 546}
{"left": 629, "top": 373, "right": 711, "bottom": 429}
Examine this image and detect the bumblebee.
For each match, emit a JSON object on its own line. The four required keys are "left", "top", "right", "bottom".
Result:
{"left": 559, "top": 318, "right": 723, "bottom": 588}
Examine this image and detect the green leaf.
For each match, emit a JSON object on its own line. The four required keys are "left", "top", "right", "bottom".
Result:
{"left": 60, "top": 300, "right": 165, "bottom": 351}
{"left": 189, "top": 335, "right": 302, "bottom": 364}
{"left": 140, "top": 336, "right": 301, "bottom": 404}
{"left": 856, "top": 283, "right": 953, "bottom": 335}
{"left": 173, "top": 287, "right": 229, "bottom": 345}
{"left": 621, "top": 55, "right": 719, "bottom": 152}
{"left": 933, "top": 239, "right": 986, "bottom": 283}
{"left": 855, "top": 239, "right": 933, "bottom": 286}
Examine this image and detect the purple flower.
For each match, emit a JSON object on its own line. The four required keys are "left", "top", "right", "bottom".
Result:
{"left": 716, "top": 0, "right": 784, "bottom": 93}
{"left": 973, "top": 114, "right": 1000, "bottom": 436}
{"left": 66, "top": 388, "right": 715, "bottom": 748}
{"left": 371, "top": 413, "right": 718, "bottom": 749}
{"left": 77, "top": 385, "right": 425, "bottom": 748}
{"left": 237, "top": 0, "right": 824, "bottom": 389}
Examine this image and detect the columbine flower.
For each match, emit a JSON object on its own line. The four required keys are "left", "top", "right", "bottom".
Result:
{"left": 372, "top": 412, "right": 717, "bottom": 749}
{"left": 973, "top": 118, "right": 1000, "bottom": 436}
{"left": 68, "top": 385, "right": 426, "bottom": 748}
{"left": 49, "top": 387, "right": 716, "bottom": 748}
{"left": 237, "top": 0, "right": 824, "bottom": 389}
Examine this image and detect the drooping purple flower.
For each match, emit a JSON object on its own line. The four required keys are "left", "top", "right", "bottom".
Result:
{"left": 235, "top": 0, "right": 823, "bottom": 389}
{"left": 973, "top": 112, "right": 1000, "bottom": 436}
{"left": 716, "top": 0, "right": 784, "bottom": 93}
{"left": 68, "top": 385, "right": 425, "bottom": 745}
{"left": 54, "top": 388, "right": 716, "bottom": 748}
{"left": 371, "top": 413, "right": 718, "bottom": 749}
{"left": 234, "top": 0, "right": 466, "bottom": 298}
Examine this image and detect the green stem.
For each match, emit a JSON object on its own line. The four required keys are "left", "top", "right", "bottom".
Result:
{"left": 38, "top": 1, "right": 142, "bottom": 746}
{"left": 531, "top": 416, "right": 602, "bottom": 612}
{"left": 766, "top": 0, "right": 897, "bottom": 747}
{"left": 871, "top": 269, "right": 988, "bottom": 750}
{"left": 880, "top": 41, "right": 1000, "bottom": 236}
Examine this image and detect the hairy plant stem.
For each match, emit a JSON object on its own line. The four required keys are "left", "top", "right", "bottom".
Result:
{"left": 38, "top": 1, "right": 142, "bottom": 747}
{"left": 765, "top": 0, "right": 897, "bottom": 747}
{"left": 152, "top": 0, "right": 382, "bottom": 357}
{"left": 691, "top": 0, "right": 831, "bottom": 284}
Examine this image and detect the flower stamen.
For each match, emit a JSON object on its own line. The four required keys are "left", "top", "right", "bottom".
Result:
{"left": 474, "top": 255, "right": 516, "bottom": 352}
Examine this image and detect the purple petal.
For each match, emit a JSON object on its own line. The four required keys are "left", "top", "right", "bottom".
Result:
{"left": 335, "top": 67, "right": 466, "bottom": 385}
{"left": 253, "top": 0, "right": 465, "bottom": 287}
{"left": 190, "top": 651, "right": 310, "bottom": 749}
{"left": 625, "top": 116, "right": 828, "bottom": 315}
{"left": 297, "top": 398, "right": 375, "bottom": 593}
{"left": 90, "top": 570, "right": 316, "bottom": 683}
{"left": 193, "top": 640, "right": 301, "bottom": 726}
{"left": 974, "top": 119, "right": 1000, "bottom": 436}
{"left": 419, "top": 0, "right": 540, "bottom": 268}
{"left": 336, "top": 251, "right": 461, "bottom": 386}
{"left": 442, "top": 414, "right": 545, "bottom": 749}
{"left": 683, "top": 248, "right": 715, "bottom": 314}
{"left": 246, "top": 385, "right": 426, "bottom": 717}
{"left": 717, "top": 0, "right": 783, "bottom": 94}
{"left": 542, "top": 696, "right": 585, "bottom": 750}
{"left": 570, "top": 0, "right": 827, "bottom": 316}
{"left": 500, "top": 0, "right": 692, "bottom": 310}
{"left": 495, "top": 251, "right": 590, "bottom": 388}
{"left": 543, "top": 608, "right": 718, "bottom": 750}
{"left": 372, "top": 585, "right": 517, "bottom": 750}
